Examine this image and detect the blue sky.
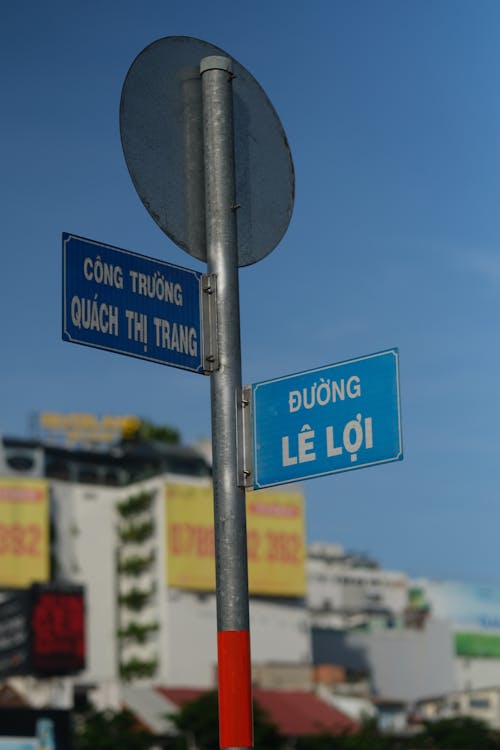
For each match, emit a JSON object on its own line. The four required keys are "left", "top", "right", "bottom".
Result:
{"left": 2, "top": 1, "right": 500, "bottom": 584}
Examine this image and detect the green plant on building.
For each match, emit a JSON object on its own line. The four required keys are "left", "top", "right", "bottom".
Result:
{"left": 119, "top": 657, "right": 158, "bottom": 681}
{"left": 118, "top": 587, "right": 153, "bottom": 611}
{"left": 117, "top": 491, "right": 155, "bottom": 518}
{"left": 118, "top": 552, "right": 155, "bottom": 576}
{"left": 119, "top": 520, "right": 155, "bottom": 544}
{"left": 117, "top": 489, "right": 159, "bottom": 680}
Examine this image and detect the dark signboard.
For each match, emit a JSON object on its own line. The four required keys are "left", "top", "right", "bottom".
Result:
{"left": 31, "top": 585, "right": 85, "bottom": 675}
{"left": 0, "top": 583, "right": 85, "bottom": 679}
{"left": 0, "top": 590, "right": 30, "bottom": 678}
{"left": 0, "top": 708, "right": 72, "bottom": 750}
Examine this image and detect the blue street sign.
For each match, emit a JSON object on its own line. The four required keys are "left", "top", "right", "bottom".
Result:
{"left": 62, "top": 233, "right": 205, "bottom": 373}
{"left": 250, "top": 349, "right": 402, "bottom": 489}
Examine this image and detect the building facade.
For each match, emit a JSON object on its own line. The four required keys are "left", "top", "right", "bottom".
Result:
{"left": 308, "top": 541, "right": 408, "bottom": 631}
{"left": 6, "top": 433, "right": 500, "bottom": 711}
{"left": 0, "top": 436, "right": 311, "bottom": 691}
{"left": 410, "top": 578, "right": 500, "bottom": 692}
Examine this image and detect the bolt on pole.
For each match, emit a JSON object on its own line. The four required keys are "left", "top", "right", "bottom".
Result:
{"left": 200, "top": 55, "right": 253, "bottom": 750}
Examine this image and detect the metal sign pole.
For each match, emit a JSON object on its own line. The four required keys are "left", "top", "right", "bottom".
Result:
{"left": 200, "top": 56, "right": 253, "bottom": 750}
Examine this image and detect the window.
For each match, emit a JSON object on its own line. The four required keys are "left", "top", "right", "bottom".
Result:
{"left": 469, "top": 697, "right": 490, "bottom": 709}
{"left": 102, "top": 469, "right": 122, "bottom": 486}
{"left": 6, "top": 453, "right": 35, "bottom": 471}
{"left": 45, "top": 459, "right": 70, "bottom": 480}
{"left": 77, "top": 467, "right": 99, "bottom": 484}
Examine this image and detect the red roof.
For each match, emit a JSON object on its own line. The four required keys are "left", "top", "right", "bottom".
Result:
{"left": 255, "top": 689, "right": 356, "bottom": 737}
{"left": 157, "top": 687, "right": 357, "bottom": 737}
{"left": 157, "top": 687, "right": 205, "bottom": 707}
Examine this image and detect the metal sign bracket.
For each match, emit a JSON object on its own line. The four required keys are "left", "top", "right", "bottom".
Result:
{"left": 201, "top": 273, "right": 219, "bottom": 373}
{"left": 237, "top": 385, "right": 254, "bottom": 489}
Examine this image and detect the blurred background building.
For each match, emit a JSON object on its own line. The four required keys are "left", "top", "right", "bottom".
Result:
{"left": 2, "top": 413, "right": 500, "bottom": 729}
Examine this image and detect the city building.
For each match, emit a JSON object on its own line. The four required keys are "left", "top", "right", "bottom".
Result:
{"left": 5, "top": 426, "right": 500, "bottom": 725}
{"left": 307, "top": 542, "right": 458, "bottom": 702}
{"left": 417, "top": 685, "right": 500, "bottom": 730}
{"left": 0, "top": 432, "right": 310, "bottom": 698}
{"left": 308, "top": 541, "right": 408, "bottom": 631}
{"left": 409, "top": 578, "right": 500, "bottom": 692}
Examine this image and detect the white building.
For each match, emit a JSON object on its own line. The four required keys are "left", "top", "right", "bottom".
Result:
{"left": 0, "top": 435, "right": 310, "bottom": 700}
{"left": 410, "top": 578, "right": 500, "bottom": 692}
{"left": 9, "top": 433, "right": 500, "bottom": 711}
{"left": 51, "top": 474, "right": 311, "bottom": 688}
{"left": 418, "top": 685, "right": 500, "bottom": 729}
{"left": 308, "top": 541, "right": 408, "bottom": 630}
{"left": 308, "top": 543, "right": 459, "bottom": 702}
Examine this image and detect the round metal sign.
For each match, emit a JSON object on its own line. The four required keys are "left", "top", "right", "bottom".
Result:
{"left": 120, "top": 36, "right": 294, "bottom": 267}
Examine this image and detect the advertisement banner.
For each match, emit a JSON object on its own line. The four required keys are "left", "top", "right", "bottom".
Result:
{"left": 417, "top": 580, "right": 500, "bottom": 632}
{"left": 410, "top": 581, "right": 500, "bottom": 658}
{"left": 30, "top": 584, "right": 86, "bottom": 675}
{"left": 0, "top": 480, "right": 49, "bottom": 587}
{"left": 166, "top": 484, "right": 306, "bottom": 597}
{"left": 0, "top": 590, "right": 30, "bottom": 678}
{"left": 37, "top": 411, "right": 141, "bottom": 446}
{"left": 454, "top": 632, "right": 500, "bottom": 659}
{"left": 0, "top": 710, "right": 71, "bottom": 750}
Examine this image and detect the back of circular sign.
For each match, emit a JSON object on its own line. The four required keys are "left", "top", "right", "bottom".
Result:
{"left": 120, "top": 36, "right": 294, "bottom": 267}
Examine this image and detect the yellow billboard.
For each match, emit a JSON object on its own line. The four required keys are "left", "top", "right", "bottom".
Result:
{"left": 38, "top": 411, "right": 140, "bottom": 445}
{"left": 166, "top": 484, "right": 306, "bottom": 596}
{"left": 0, "top": 479, "right": 50, "bottom": 587}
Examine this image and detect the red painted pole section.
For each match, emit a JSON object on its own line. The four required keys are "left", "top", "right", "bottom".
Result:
{"left": 217, "top": 630, "right": 253, "bottom": 749}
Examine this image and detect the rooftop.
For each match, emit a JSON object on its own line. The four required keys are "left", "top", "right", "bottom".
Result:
{"left": 157, "top": 686, "right": 358, "bottom": 737}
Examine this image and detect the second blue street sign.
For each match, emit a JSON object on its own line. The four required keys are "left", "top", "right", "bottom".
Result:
{"left": 249, "top": 349, "right": 403, "bottom": 489}
{"left": 62, "top": 233, "right": 205, "bottom": 373}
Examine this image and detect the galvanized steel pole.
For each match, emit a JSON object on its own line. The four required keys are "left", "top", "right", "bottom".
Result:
{"left": 200, "top": 56, "right": 253, "bottom": 750}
